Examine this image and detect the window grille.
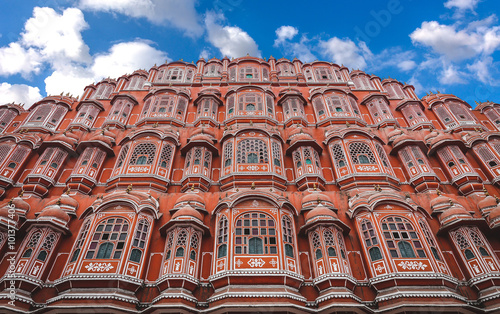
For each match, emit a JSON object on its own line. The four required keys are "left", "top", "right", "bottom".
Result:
{"left": 129, "top": 219, "right": 150, "bottom": 263}
{"left": 234, "top": 212, "right": 277, "bottom": 255}
{"left": 282, "top": 216, "right": 294, "bottom": 258}
{"left": 236, "top": 139, "right": 268, "bottom": 164}
{"left": 381, "top": 216, "right": 425, "bottom": 258}
{"left": 70, "top": 219, "right": 91, "bottom": 263}
{"left": 349, "top": 142, "right": 376, "bottom": 164}
{"left": 86, "top": 217, "right": 129, "bottom": 260}
{"left": 331, "top": 143, "right": 347, "bottom": 168}
{"left": 130, "top": 143, "right": 156, "bottom": 165}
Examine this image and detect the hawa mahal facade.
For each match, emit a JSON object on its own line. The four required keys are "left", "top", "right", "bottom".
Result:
{"left": 0, "top": 56, "right": 499, "bottom": 313}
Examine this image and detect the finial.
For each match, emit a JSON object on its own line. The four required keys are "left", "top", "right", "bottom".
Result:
{"left": 65, "top": 187, "right": 71, "bottom": 195}
{"left": 126, "top": 184, "right": 133, "bottom": 194}
{"left": 249, "top": 120, "right": 253, "bottom": 126}
{"left": 313, "top": 183, "right": 317, "bottom": 191}
{"left": 346, "top": 122, "right": 350, "bottom": 128}
{"left": 153, "top": 122, "right": 159, "bottom": 128}
{"left": 56, "top": 197, "right": 62, "bottom": 206}
{"left": 449, "top": 199, "right": 454, "bottom": 206}
{"left": 19, "top": 190, "right": 24, "bottom": 197}
{"left": 483, "top": 187, "right": 489, "bottom": 196}
{"left": 436, "top": 189, "right": 441, "bottom": 196}
{"left": 191, "top": 184, "right": 195, "bottom": 191}
{"left": 496, "top": 196, "right": 500, "bottom": 204}
{"left": 251, "top": 182, "right": 256, "bottom": 190}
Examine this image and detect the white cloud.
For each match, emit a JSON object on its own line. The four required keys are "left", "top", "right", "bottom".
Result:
{"left": 44, "top": 40, "right": 169, "bottom": 97}
{"left": 79, "top": 0, "right": 203, "bottom": 36}
{"left": 440, "top": 64, "right": 467, "bottom": 85}
{"left": 0, "top": 83, "right": 42, "bottom": 107}
{"left": 398, "top": 60, "right": 417, "bottom": 71}
{"left": 204, "top": 12, "right": 261, "bottom": 58}
{"left": 0, "top": 43, "right": 42, "bottom": 78}
{"left": 274, "top": 26, "right": 299, "bottom": 46}
{"left": 21, "top": 7, "right": 91, "bottom": 66}
{"left": 91, "top": 41, "right": 168, "bottom": 79}
{"left": 444, "top": 0, "right": 480, "bottom": 11}
{"left": 319, "top": 37, "right": 367, "bottom": 69}
{"left": 44, "top": 64, "right": 94, "bottom": 98}
{"left": 410, "top": 19, "right": 500, "bottom": 61}
{"left": 467, "top": 56, "right": 500, "bottom": 85}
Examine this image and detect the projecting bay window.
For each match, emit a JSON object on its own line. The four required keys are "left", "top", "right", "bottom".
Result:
{"left": 23, "top": 103, "right": 68, "bottom": 132}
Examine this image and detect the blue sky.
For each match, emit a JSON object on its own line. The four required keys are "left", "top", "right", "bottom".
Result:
{"left": 0, "top": 0, "right": 499, "bottom": 108}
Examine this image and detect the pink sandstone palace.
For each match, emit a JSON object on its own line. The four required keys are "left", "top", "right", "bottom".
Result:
{"left": 0, "top": 56, "right": 499, "bottom": 313}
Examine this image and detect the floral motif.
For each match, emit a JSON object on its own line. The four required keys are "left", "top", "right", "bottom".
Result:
{"left": 397, "top": 261, "right": 428, "bottom": 271}
{"left": 247, "top": 258, "right": 265, "bottom": 267}
{"left": 85, "top": 262, "right": 114, "bottom": 272}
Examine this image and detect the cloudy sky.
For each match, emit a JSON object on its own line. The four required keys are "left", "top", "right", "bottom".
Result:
{"left": 0, "top": 0, "right": 499, "bottom": 108}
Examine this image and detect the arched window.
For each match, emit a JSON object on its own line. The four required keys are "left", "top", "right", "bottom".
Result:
{"left": 86, "top": 218, "right": 129, "bottom": 260}
{"left": 282, "top": 216, "right": 295, "bottom": 258}
{"left": 165, "top": 232, "right": 174, "bottom": 261}
{"left": 217, "top": 216, "right": 228, "bottom": 258}
{"left": 236, "top": 139, "right": 269, "bottom": 164}
{"left": 22, "top": 231, "right": 42, "bottom": 258}
{"left": 381, "top": 216, "right": 425, "bottom": 258}
{"left": 419, "top": 219, "right": 442, "bottom": 261}
{"left": 349, "top": 142, "right": 376, "bottom": 164}
{"left": 36, "top": 232, "right": 57, "bottom": 262}
{"left": 70, "top": 220, "right": 91, "bottom": 263}
{"left": 130, "top": 143, "right": 156, "bottom": 165}
{"left": 175, "top": 230, "right": 188, "bottom": 257}
{"left": 204, "top": 63, "right": 222, "bottom": 76}
{"left": 125, "top": 75, "right": 146, "bottom": 90}
{"left": 189, "top": 233, "right": 199, "bottom": 261}
{"left": 360, "top": 219, "right": 382, "bottom": 261}
{"left": 223, "top": 142, "right": 233, "bottom": 168}
{"left": 129, "top": 219, "right": 150, "bottom": 263}
{"left": 234, "top": 212, "right": 277, "bottom": 255}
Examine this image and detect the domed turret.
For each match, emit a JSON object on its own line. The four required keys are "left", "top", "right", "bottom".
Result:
{"left": 171, "top": 205, "right": 203, "bottom": 221}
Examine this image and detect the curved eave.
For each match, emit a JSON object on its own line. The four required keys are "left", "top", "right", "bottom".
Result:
{"left": 110, "top": 93, "right": 139, "bottom": 106}
{"left": 159, "top": 217, "right": 210, "bottom": 236}
{"left": 39, "top": 140, "right": 77, "bottom": 156}
{"left": 427, "top": 138, "right": 467, "bottom": 156}
{"left": 286, "top": 139, "right": 323, "bottom": 155}
{"left": 360, "top": 93, "right": 390, "bottom": 106}
{"left": 75, "top": 99, "right": 105, "bottom": 112}
{"left": 193, "top": 93, "right": 223, "bottom": 106}
{"left": 438, "top": 218, "right": 487, "bottom": 235}
{"left": 390, "top": 138, "right": 427, "bottom": 155}
{"left": 181, "top": 139, "right": 219, "bottom": 156}
{"left": 22, "top": 219, "right": 71, "bottom": 236}
{"left": 300, "top": 217, "right": 350, "bottom": 235}
{"left": 76, "top": 140, "right": 115, "bottom": 156}
{"left": 394, "top": 99, "right": 424, "bottom": 111}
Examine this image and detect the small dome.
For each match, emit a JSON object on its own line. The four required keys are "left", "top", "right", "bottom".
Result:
{"left": 439, "top": 206, "right": 472, "bottom": 226}
{"left": 392, "top": 134, "right": 414, "bottom": 147}
{"left": 287, "top": 126, "right": 305, "bottom": 138}
{"left": 302, "top": 193, "right": 332, "bottom": 206}
{"left": 89, "top": 130, "right": 115, "bottom": 147}
{"left": 171, "top": 205, "right": 203, "bottom": 221}
{"left": 430, "top": 194, "right": 452, "bottom": 211}
{"left": 0, "top": 206, "right": 19, "bottom": 222}
{"left": 478, "top": 195, "right": 498, "bottom": 213}
{"left": 189, "top": 133, "right": 214, "bottom": 143}
{"left": 38, "top": 205, "right": 71, "bottom": 223}
{"left": 47, "top": 193, "right": 78, "bottom": 211}
{"left": 388, "top": 128, "right": 404, "bottom": 142}
{"left": 9, "top": 196, "right": 30, "bottom": 213}
{"left": 424, "top": 130, "right": 439, "bottom": 142}
{"left": 190, "top": 127, "right": 215, "bottom": 138}
{"left": 289, "top": 132, "right": 314, "bottom": 146}
{"left": 428, "top": 133, "right": 454, "bottom": 146}
{"left": 489, "top": 205, "right": 500, "bottom": 221}
{"left": 175, "top": 193, "right": 205, "bottom": 206}
{"left": 305, "top": 204, "right": 338, "bottom": 223}
{"left": 52, "top": 132, "right": 78, "bottom": 147}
